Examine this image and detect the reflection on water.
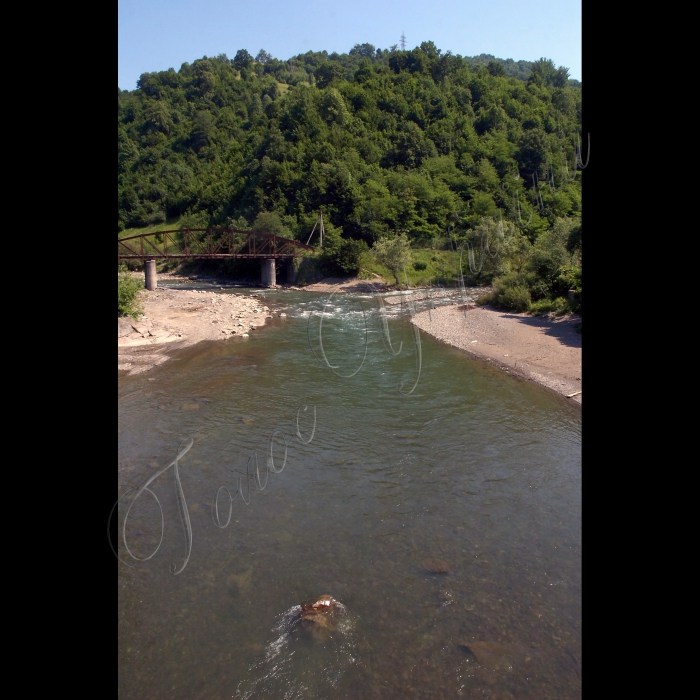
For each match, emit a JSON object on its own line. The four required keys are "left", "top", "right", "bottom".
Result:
{"left": 118, "top": 287, "right": 581, "bottom": 699}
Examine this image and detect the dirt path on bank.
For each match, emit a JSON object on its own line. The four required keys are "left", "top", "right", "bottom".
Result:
{"left": 411, "top": 305, "right": 582, "bottom": 405}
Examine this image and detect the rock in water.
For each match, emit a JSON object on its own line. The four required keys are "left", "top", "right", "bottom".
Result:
{"left": 456, "top": 641, "right": 522, "bottom": 671}
{"left": 422, "top": 557, "right": 450, "bottom": 574}
{"left": 298, "top": 594, "right": 346, "bottom": 640}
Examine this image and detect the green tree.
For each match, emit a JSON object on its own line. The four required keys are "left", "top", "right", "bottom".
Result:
{"left": 178, "top": 210, "right": 210, "bottom": 229}
{"left": 373, "top": 233, "right": 413, "bottom": 285}
{"left": 118, "top": 43, "right": 580, "bottom": 306}
{"left": 255, "top": 49, "right": 273, "bottom": 63}
{"left": 526, "top": 220, "right": 571, "bottom": 297}
{"left": 233, "top": 49, "right": 253, "bottom": 71}
{"left": 314, "top": 62, "right": 346, "bottom": 88}
{"left": 251, "top": 211, "right": 293, "bottom": 238}
{"left": 487, "top": 60, "right": 505, "bottom": 77}
{"left": 349, "top": 43, "right": 376, "bottom": 58}
{"left": 552, "top": 66, "right": 570, "bottom": 88}
{"left": 319, "top": 88, "right": 349, "bottom": 125}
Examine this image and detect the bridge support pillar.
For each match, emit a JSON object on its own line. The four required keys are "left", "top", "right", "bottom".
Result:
{"left": 286, "top": 258, "right": 299, "bottom": 284}
{"left": 261, "top": 258, "right": 276, "bottom": 287}
{"left": 145, "top": 260, "right": 157, "bottom": 290}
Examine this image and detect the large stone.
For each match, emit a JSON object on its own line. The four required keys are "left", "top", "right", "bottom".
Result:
{"left": 422, "top": 557, "right": 450, "bottom": 574}
{"left": 118, "top": 317, "right": 134, "bottom": 337}
{"left": 131, "top": 322, "right": 151, "bottom": 336}
{"left": 456, "top": 641, "right": 521, "bottom": 671}
{"left": 298, "top": 595, "right": 346, "bottom": 641}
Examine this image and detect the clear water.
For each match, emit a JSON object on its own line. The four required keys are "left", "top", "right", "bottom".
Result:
{"left": 117, "top": 287, "right": 581, "bottom": 699}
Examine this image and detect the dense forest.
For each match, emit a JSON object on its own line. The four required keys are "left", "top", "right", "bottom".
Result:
{"left": 118, "top": 42, "right": 583, "bottom": 312}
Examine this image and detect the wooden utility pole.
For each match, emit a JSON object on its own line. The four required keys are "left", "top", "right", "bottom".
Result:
{"left": 305, "top": 210, "right": 326, "bottom": 247}
{"left": 305, "top": 219, "right": 318, "bottom": 246}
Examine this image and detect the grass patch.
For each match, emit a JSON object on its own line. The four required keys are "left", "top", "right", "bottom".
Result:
{"left": 357, "top": 247, "right": 463, "bottom": 288}
{"left": 119, "top": 215, "right": 183, "bottom": 239}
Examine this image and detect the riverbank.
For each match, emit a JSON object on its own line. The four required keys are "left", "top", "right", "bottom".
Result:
{"left": 117, "top": 270, "right": 388, "bottom": 374}
{"left": 118, "top": 273, "right": 581, "bottom": 403}
{"left": 296, "top": 275, "right": 390, "bottom": 294}
{"left": 118, "top": 286, "right": 281, "bottom": 374}
{"left": 411, "top": 304, "right": 582, "bottom": 405}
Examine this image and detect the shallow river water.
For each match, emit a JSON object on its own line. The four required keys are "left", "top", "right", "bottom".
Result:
{"left": 117, "top": 286, "right": 581, "bottom": 699}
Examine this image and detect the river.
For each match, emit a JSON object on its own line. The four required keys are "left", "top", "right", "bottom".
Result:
{"left": 117, "top": 285, "right": 581, "bottom": 699}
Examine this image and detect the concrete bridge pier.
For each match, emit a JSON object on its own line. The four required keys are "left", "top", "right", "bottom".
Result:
{"left": 145, "top": 260, "right": 157, "bottom": 290}
{"left": 261, "top": 258, "right": 276, "bottom": 287}
{"left": 286, "top": 258, "right": 299, "bottom": 284}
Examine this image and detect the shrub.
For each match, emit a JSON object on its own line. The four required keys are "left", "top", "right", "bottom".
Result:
{"left": 530, "top": 296, "right": 577, "bottom": 316}
{"left": 320, "top": 238, "right": 368, "bottom": 276}
{"left": 475, "top": 293, "right": 494, "bottom": 306}
{"left": 146, "top": 208, "right": 166, "bottom": 225}
{"left": 118, "top": 270, "right": 144, "bottom": 318}
{"left": 497, "top": 285, "right": 531, "bottom": 312}
{"left": 335, "top": 238, "right": 369, "bottom": 275}
{"left": 413, "top": 261, "right": 427, "bottom": 271}
{"left": 552, "top": 265, "right": 582, "bottom": 298}
{"left": 178, "top": 210, "right": 210, "bottom": 229}
{"left": 489, "top": 271, "right": 532, "bottom": 312}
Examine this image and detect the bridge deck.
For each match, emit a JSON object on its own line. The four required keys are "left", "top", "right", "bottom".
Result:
{"left": 118, "top": 228, "right": 314, "bottom": 260}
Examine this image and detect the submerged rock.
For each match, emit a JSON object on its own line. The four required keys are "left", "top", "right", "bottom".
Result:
{"left": 298, "top": 595, "right": 347, "bottom": 640}
{"left": 456, "top": 641, "right": 521, "bottom": 671}
{"left": 422, "top": 557, "right": 450, "bottom": 574}
{"left": 236, "top": 595, "right": 363, "bottom": 698}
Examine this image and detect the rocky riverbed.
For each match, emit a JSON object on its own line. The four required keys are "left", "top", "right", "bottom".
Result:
{"left": 118, "top": 287, "right": 284, "bottom": 374}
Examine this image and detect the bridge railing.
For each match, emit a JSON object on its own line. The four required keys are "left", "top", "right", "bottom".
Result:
{"left": 118, "top": 228, "right": 314, "bottom": 259}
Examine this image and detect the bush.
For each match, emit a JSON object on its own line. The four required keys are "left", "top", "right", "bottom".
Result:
{"left": 178, "top": 210, "right": 210, "bottom": 229}
{"left": 147, "top": 208, "right": 166, "bottom": 225}
{"left": 489, "top": 271, "right": 532, "bottom": 312}
{"left": 320, "top": 238, "right": 368, "bottom": 276}
{"left": 413, "top": 261, "right": 427, "bottom": 271}
{"left": 530, "top": 296, "right": 579, "bottom": 316}
{"left": 552, "top": 265, "right": 582, "bottom": 298}
{"left": 475, "top": 293, "right": 494, "bottom": 306}
{"left": 336, "top": 239, "right": 369, "bottom": 275}
{"left": 497, "top": 285, "right": 531, "bottom": 312}
{"left": 118, "top": 270, "right": 144, "bottom": 318}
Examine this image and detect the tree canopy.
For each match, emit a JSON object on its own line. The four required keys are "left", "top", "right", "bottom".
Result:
{"left": 119, "top": 43, "right": 581, "bottom": 244}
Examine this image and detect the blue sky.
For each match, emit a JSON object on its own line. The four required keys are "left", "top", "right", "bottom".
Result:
{"left": 118, "top": 0, "right": 581, "bottom": 91}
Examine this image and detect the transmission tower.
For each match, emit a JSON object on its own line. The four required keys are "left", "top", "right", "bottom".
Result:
{"left": 400, "top": 32, "right": 406, "bottom": 51}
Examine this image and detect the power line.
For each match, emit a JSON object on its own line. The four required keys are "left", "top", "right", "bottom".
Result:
{"left": 400, "top": 32, "right": 406, "bottom": 51}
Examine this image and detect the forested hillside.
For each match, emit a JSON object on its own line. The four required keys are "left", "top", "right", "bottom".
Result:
{"left": 118, "top": 42, "right": 582, "bottom": 312}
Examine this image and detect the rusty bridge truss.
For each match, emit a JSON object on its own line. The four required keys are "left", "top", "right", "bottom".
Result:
{"left": 118, "top": 229, "right": 314, "bottom": 260}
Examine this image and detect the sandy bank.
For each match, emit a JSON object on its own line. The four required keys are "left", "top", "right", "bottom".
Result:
{"left": 411, "top": 305, "right": 582, "bottom": 405}
{"left": 297, "top": 276, "right": 390, "bottom": 294}
{"left": 118, "top": 287, "right": 283, "bottom": 374}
